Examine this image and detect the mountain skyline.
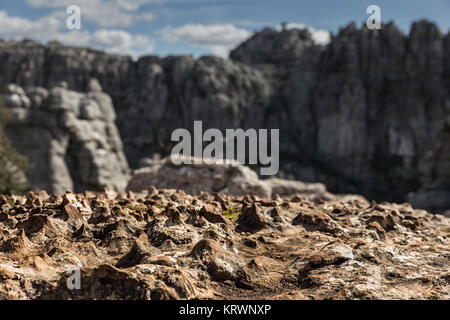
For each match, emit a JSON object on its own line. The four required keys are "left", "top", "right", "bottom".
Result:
{"left": 1, "top": 0, "right": 450, "bottom": 58}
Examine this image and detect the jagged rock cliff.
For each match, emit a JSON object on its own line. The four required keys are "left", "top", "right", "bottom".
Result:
{"left": 0, "top": 42, "right": 272, "bottom": 168}
{"left": 259, "top": 21, "right": 450, "bottom": 212}
{"left": 0, "top": 20, "right": 449, "bottom": 212}
{"left": 1, "top": 82, "right": 129, "bottom": 194}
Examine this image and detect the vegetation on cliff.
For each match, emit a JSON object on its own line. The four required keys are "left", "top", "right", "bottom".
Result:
{"left": 0, "top": 95, "right": 31, "bottom": 194}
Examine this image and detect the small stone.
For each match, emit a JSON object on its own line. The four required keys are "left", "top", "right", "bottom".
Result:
{"left": 116, "top": 233, "right": 161, "bottom": 268}
{"left": 243, "top": 238, "right": 257, "bottom": 248}
{"left": 237, "top": 203, "right": 266, "bottom": 233}
{"left": 0, "top": 195, "right": 7, "bottom": 206}
{"left": 367, "top": 212, "right": 397, "bottom": 232}
{"left": 61, "top": 193, "right": 77, "bottom": 207}
{"left": 292, "top": 210, "right": 341, "bottom": 233}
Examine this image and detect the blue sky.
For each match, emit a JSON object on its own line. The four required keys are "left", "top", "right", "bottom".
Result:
{"left": 1, "top": 0, "right": 450, "bottom": 58}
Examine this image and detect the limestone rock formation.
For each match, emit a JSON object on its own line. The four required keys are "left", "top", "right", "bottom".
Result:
{"left": 1, "top": 82, "right": 129, "bottom": 194}
{"left": 0, "top": 42, "right": 273, "bottom": 169}
{"left": 230, "top": 27, "right": 318, "bottom": 71}
{"left": 126, "top": 156, "right": 330, "bottom": 200}
{"left": 408, "top": 117, "right": 450, "bottom": 212}
{"left": 0, "top": 20, "right": 450, "bottom": 211}
{"left": 267, "top": 21, "right": 450, "bottom": 208}
{"left": 0, "top": 188, "right": 448, "bottom": 299}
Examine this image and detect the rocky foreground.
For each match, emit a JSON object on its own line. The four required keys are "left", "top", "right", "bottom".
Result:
{"left": 0, "top": 188, "right": 448, "bottom": 299}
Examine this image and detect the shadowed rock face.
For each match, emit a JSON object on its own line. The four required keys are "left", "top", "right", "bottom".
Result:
{"left": 0, "top": 20, "right": 449, "bottom": 211}
{"left": 0, "top": 188, "right": 448, "bottom": 299}
{"left": 230, "top": 27, "right": 316, "bottom": 68}
{"left": 1, "top": 83, "right": 129, "bottom": 194}
{"left": 408, "top": 127, "right": 450, "bottom": 214}
{"left": 272, "top": 21, "right": 450, "bottom": 207}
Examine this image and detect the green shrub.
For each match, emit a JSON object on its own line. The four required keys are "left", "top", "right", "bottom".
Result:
{"left": 0, "top": 98, "right": 32, "bottom": 195}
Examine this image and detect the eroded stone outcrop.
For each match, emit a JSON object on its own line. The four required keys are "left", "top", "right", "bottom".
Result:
{"left": 1, "top": 82, "right": 129, "bottom": 194}
{"left": 126, "top": 156, "right": 330, "bottom": 200}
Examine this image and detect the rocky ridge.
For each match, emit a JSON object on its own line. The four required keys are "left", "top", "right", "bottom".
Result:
{"left": 127, "top": 156, "right": 339, "bottom": 201}
{"left": 0, "top": 20, "right": 450, "bottom": 212}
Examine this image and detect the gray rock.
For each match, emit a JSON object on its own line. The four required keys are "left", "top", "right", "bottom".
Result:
{"left": 2, "top": 83, "right": 129, "bottom": 194}
{"left": 230, "top": 27, "right": 315, "bottom": 68}
{"left": 87, "top": 78, "right": 103, "bottom": 93}
{"left": 408, "top": 124, "right": 450, "bottom": 212}
{"left": 268, "top": 21, "right": 450, "bottom": 209}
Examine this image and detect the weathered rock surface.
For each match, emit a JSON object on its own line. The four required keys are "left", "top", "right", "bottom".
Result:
{"left": 408, "top": 117, "right": 450, "bottom": 212}
{"left": 0, "top": 21, "right": 450, "bottom": 212}
{"left": 0, "top": 188, "right": 448, "bottom": 299}
{"left": 230, "top": 27, "right": 314, "bottom": 67}
{"left": 0, "top": 42, "right": 272, "bottom": 169}
{"left": 126, "top": 156, "right": 330, "bottom": 200}
{"left": 1, "top": 83, "right": 129, "bottom": 194}
{"left": 263, "top": 21, "right": 450, "bottom": 212}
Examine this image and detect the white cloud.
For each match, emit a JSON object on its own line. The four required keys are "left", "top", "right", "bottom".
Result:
{"left": 160, "top": 23, "right": 252, "bottom": 57}
{"left": 88, "top": 29, "right": 155, "bottom": 57}
{"left": 50, "top": 29, "right": 155, "bottom": 59}
{"left": 277, "top": 23, "right": 330, "bottom": 45}
{"left": 0, "top": 10, "right": 60, "bottom": 38}
{"left": 27, "top": 0, "right": 155, "bottom": 27}
{"left": 0, "top": 10, "right": 154, "bottom": 58}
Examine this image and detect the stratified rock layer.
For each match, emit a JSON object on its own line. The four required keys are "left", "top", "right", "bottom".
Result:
{"left": 1, "top": 83, "right": 129, "bottom": 194}
{"left": 0, "top": 188, "right": 448, "bottom": 299}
